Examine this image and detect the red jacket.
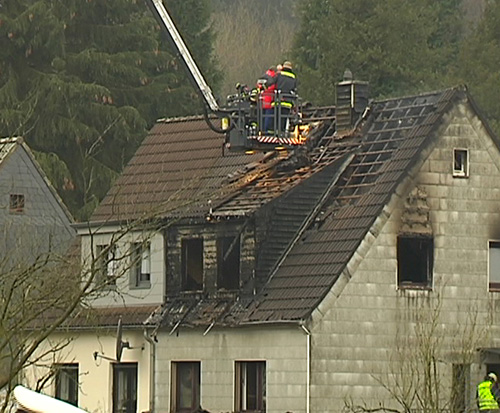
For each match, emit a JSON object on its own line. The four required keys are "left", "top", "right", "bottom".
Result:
{"left": 259, "top": 69, "right": 277, "bottom": 109}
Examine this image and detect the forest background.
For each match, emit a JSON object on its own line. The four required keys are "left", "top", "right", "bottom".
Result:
{"left": 0, "top": 0, "right": 496, "bottom": 220}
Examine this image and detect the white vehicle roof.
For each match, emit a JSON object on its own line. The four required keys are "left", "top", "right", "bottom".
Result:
{"left": 13, "top": 386, "right": 88, "bottom": 413}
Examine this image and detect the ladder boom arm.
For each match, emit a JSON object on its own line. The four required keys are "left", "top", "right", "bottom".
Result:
{"left": 146, "top": 0, "right": 220, "bottom": 113}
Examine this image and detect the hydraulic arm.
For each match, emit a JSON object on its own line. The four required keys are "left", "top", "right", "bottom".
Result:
{"left": 144, "top": 0, "right": 309, "bottom": 153}
{"left": 145, "top": 0, "right": 220, "bottom": 114}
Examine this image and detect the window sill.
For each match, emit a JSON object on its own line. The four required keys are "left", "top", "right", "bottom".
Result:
{"left": 489, "top": 283, "right": 500, "bottom": 292}
{"left": 131, "top": 283, "right": 151, "bottom": 290}
{"left": 398, "top": 283, "right": 432, "bottom": 291}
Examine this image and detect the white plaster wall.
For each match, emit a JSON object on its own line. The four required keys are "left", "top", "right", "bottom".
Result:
{"left": 79, "top": 229, "right": 165, "bottom": 307}
{"left": 25, "top": 330, "right": 151, "bottom": 413}
{"left": 308, "top": 103, "right": 500, "bottom": 412}
{"left": 155, "top": 326, "right": 308, "bottom": 413}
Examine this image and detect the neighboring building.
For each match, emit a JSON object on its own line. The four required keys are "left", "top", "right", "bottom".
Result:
{"left": 33, "top": 82, "right": 500, "bottom": 413}
{"left": 0, "top": 137, "right": 75, "bottom": 405}
{"left": 0, "top": 137, "right": 75, "bottom": 264}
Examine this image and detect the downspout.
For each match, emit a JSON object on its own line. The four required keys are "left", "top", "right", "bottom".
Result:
{"left": 301, "top": 324, "right": 311, "bottom": 413}
{"left": 144, "top": 329, "right": 156, "bottom": 413}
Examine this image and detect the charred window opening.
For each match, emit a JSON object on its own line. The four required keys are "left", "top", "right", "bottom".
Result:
{"left": 489, "top": 241, "right": 500, "bottom": 291}
{"left": 217, "top": 236, "right": 240, "bottom": 290}
{"left": 182, "top": 238, "right": 203, "bottom": 291}
{"left": 397, "top": 235, "right": 433, "bottom": 288}
{"left": 453, "top": 148, "right": 469, "bottom": 178}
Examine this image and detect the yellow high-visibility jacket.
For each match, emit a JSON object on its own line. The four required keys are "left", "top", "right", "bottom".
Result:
{"left": 478, "top": 380, "right": 500, "bottom": 410}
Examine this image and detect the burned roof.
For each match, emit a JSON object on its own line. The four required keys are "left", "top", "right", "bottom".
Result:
{"left": 90, "top": 116, "right": 265, "bottom": 222}
{"left": 92, "top": 86, "right": 491, "bottom": 328}
{"left": 90, "top": 109, "right": 334, "bottom": 223}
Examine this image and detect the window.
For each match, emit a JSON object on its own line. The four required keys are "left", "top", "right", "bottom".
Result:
{"left": 171, "top": 362, "right": 200, "bottom": 412}
{"left": 489, "top": 241, "right": 500, "bottom": 291}
{"left": 9, "top": 194, "right": 25, "bottom": 213}
{"left": 131, "top": 242, "right": 151, "bottom": 288}
{"left": 397, "top": 235, "right": 433, "bottom": 288}
{"left": 453, "top": 148, "right": 469, "bottom": 178}
{"left": 235, "top": 361, "right": 266, "bottom": 413}
{"left": 217, "top": 236, "right": 240, "bottom": 290}
{"left": 113, "top": 363, "right": 137, "bottom": 413}
{"left": 55, "top": 364, "right": 79, "bottom": 406}
{"left": 451, "top": 364, "right": 469, "bottom": 413}
{"left": 96, "top": 244, "right": 118, "bottom": 286}
{"left": 181, "top": 238, "right": 203, "bottom": 291}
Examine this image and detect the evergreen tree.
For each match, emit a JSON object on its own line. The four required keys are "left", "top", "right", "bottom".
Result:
{"left": 456, "top": 0, "right": 500, "bottom": 135}
{"left": 292, "top": 0, "right": 463, "bottom": 104}
{"left": 0, "top": 0, "right": 219, "bottom": 220}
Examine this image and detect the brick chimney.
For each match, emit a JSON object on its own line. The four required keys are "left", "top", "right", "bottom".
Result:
{"left": 335, "top": 69, "right": 369, "bottom": 133}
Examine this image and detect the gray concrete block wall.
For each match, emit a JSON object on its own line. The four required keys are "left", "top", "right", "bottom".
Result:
{"left": 308, "top": 104, "right": 500, "bottom": 412}
{"left": 155, "top": 326, "right": 308, "bottom": 413}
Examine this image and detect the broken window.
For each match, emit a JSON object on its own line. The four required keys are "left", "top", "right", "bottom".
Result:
{"left": 131, "top": 242, "right": 151, "bottom": 288}
{"left": 182, "top": 238, "right": 203, "bottom": 291}
{"left": 171, "top": 361, "right": 200, "bottom": 412}
{"left": 397, "top": 235, "right": 433, "bottom": 288}
{"left": 217, "top": 236, "right": 240, "bottom": 290}
{"left": 9, "top": 193, "right": 24, "bottom": 213}
{"left": 453, "top": 148, "right": 469, "bottom": 178}
{"left": 489, "top": 241, "right": 500, "bottom": 291}
{"left": 235, "top": 361, "right": 266, "bottom": 413}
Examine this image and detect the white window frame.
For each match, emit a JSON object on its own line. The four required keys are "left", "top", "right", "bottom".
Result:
{"left": 489, "top": 240, "right": 500, "bottom": 291}
{"left": 96, "top": 244, "right": 118, "bottom": 286}
{"left": 453, "top": 148, "right": 469, "bottom": 178}
{"left": 131, "top": 242, "right": 151, "bottom": 289}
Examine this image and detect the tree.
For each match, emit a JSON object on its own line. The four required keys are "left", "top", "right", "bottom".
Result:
{"left": 0, "top": 209, "right": 164, "bottom": 411}
{"left": 292, "top": 0, "right": 463, "bottom": 104}
{"left": 210, "top": 0, "right": 296, "bottom": 99}
{"left": 343, "top": 288, "right": 488, "bottom": 413}
{"left": 0, "top": 0, "right": 219, "bottom": 220}
{"left": 455, "top": 0, "right": 500, "bottom": 135}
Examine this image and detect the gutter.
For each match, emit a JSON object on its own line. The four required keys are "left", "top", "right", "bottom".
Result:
{"left": 143, "top": 329, "right": 156, "bottom": 413}
{"left": 301, "top": 324, "right": 311, "bottom": 413}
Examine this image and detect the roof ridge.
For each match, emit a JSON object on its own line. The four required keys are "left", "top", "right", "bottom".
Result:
{"left": 156, "top": 114, "right": 207, "bottom": 123}
{"left": 373, "top": 85, "right": 461, "bottom": 105}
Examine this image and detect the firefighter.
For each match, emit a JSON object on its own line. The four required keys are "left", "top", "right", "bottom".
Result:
{"left": 477, "top": 372, "right": 500, "bottom": 412}
{"left": 257, "top": 66, "right": 278, "bottom": 133}
{"left": 268, "top": 61, "right": 297, "bottom": 134}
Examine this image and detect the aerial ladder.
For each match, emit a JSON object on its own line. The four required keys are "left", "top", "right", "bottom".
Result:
{"left": 145, "top": 0, "right": 309, "bottom": 153}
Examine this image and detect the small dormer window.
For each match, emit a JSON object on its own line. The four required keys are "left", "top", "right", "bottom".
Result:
{"left": 182, "top": 238, "right": 203, "bottom": 291}
{"left": 217, "top": 236, "right": 240, "bottom": 290}
{"left": 9, "top": 194, "right": 25, "bottom": 213}
{"left": 453, "top": 149, "right": 469, "bottom": 178}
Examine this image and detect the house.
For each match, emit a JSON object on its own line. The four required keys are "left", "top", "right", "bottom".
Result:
{"left": 31, "top": 80, "right": 500, "bottom": 413}
{"left": 0, "top": 137, "right": 75, "bottom": 264}
{"left": 0, "top": 137, "right": 75, "bottom": 402}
